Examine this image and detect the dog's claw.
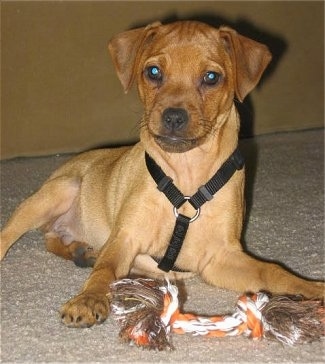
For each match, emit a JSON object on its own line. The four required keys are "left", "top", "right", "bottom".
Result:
{"left": 60, "top": 293, "right": 109, "bottom": 328}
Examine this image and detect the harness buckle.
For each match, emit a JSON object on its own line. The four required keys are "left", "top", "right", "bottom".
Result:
{"left": 198, "top": 185, "right": 214, "bottom": 201}
{"left": 231, "top": 150, "right": 245, "bottom": 170}
{"left": 157, "top": 175, "right": 173, "bottom": 192}
{"left": 173, "top": 196, "right": 200, "bottom": 223}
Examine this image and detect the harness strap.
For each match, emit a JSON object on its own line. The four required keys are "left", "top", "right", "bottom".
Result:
{"left": 145, "top": 147, "right": 244, "bottom": 272}
{"left": 157, "top": 213, "right": 191, "bottom": 272}
{"left": 145, "top": 155, "right": 185, "bottom": 208}
{"left": 190, "top": 149, "right": 245, "bottom": 209}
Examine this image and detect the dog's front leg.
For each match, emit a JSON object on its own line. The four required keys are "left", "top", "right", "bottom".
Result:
{"left": 201, "top": 248, "right": 324, "bottom": 299}
{"left": 60, "top": 231, "right": 135, "bottom": 328}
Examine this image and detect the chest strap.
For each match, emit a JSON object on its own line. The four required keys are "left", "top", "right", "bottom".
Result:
{"left": 145, "top": 147, "right": 244, "bottom": 272}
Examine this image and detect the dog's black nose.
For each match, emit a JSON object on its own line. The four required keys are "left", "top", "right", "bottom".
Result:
{"left": 162, "top": 108, "right": 189, "bottom": 131}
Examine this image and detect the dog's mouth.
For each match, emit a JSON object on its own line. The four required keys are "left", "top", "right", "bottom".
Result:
{"left": 153, "top": 134, "right": 202, "bottom": 153}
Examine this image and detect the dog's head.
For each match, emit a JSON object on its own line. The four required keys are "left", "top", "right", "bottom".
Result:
{"left": 108, "top": 21, "right": 271, "bottom": 153}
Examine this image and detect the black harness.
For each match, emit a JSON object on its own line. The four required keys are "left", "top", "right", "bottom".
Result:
{"left": 145, "top": 148, "right": 245, "bottom": 272}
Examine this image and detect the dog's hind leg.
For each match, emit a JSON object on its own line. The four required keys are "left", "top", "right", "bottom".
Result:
{"left": 0, "top": 176, "right": 80, "bottom": 260}
{"left": 45, "top": 235, "right": 97, "bottom": 267}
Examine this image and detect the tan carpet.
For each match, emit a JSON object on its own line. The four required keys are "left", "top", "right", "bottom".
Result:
{"left": 1, "top": 129, "right": 324, "bottom": 363}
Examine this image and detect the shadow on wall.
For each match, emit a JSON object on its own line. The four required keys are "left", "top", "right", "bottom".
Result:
{"left": 129, "top": 12, "right": 288, "bottom": 244}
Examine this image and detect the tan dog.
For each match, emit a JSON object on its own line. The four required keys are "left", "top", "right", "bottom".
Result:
{"left": 1, "top": 21, "right": 323, "bottom": 328}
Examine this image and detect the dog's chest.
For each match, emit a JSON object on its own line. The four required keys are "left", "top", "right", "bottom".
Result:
{"left": 133, "top": 196, "right": 224, "bottom": 253}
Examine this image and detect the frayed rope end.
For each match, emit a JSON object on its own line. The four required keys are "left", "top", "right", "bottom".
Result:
{"left": 108, "top": 278, "right": 174, "bottom": 350}
{"left": 262, "top": 295, "right": 325, "bottom": 345}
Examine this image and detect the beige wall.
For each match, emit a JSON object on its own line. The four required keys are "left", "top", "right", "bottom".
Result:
{"left": 1, "top": 1, "right": 324, "bottom": 159}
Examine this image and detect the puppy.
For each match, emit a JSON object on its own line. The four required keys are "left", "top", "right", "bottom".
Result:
{"left": 1, "top": 21, "right": 323, "bottom": 328}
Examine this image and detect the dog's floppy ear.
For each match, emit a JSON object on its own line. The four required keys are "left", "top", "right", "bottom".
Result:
{"left": 108, "top": 21, "right": 161, "bottom": 93}
{"left": 219, "top": 27, "right": 272, "bottom": 102}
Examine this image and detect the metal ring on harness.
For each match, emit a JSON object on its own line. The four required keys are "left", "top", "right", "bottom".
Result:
{"left": 173, "top": 196, "right": 200, "bottom": 223}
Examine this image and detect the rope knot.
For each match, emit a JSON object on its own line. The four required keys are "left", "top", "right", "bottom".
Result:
{"left": 235, "top": 293, "right": 269, "bottom": 339}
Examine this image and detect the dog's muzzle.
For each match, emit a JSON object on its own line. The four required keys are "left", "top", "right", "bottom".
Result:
{"left": 154, "top": 107, "right": 198, "bottom": 153}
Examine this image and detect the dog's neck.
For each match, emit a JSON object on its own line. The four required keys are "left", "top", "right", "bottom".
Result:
{"left": 142, "top": 105, "right": 240, "bottom": 196}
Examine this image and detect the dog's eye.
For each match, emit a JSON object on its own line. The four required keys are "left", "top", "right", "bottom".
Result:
{"left": 146, "top": 66, "right": 163, "bottom": 82}
{"left": 203, "top": 71, "right": 221, "bottom": 85}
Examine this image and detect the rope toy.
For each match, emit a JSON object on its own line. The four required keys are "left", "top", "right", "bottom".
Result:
{"left": 108, "top": 278, "right": 325, "bottom": 350}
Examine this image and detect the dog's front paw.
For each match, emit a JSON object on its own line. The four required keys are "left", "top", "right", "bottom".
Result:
{"left": 309, "top": 281, "right": 325, "bottom": 300}
{"left": 291, "top": 280, "right": 325, "bottom": 300}
{"left": 60, "top": 292, "right": 109, "bottom": 328}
